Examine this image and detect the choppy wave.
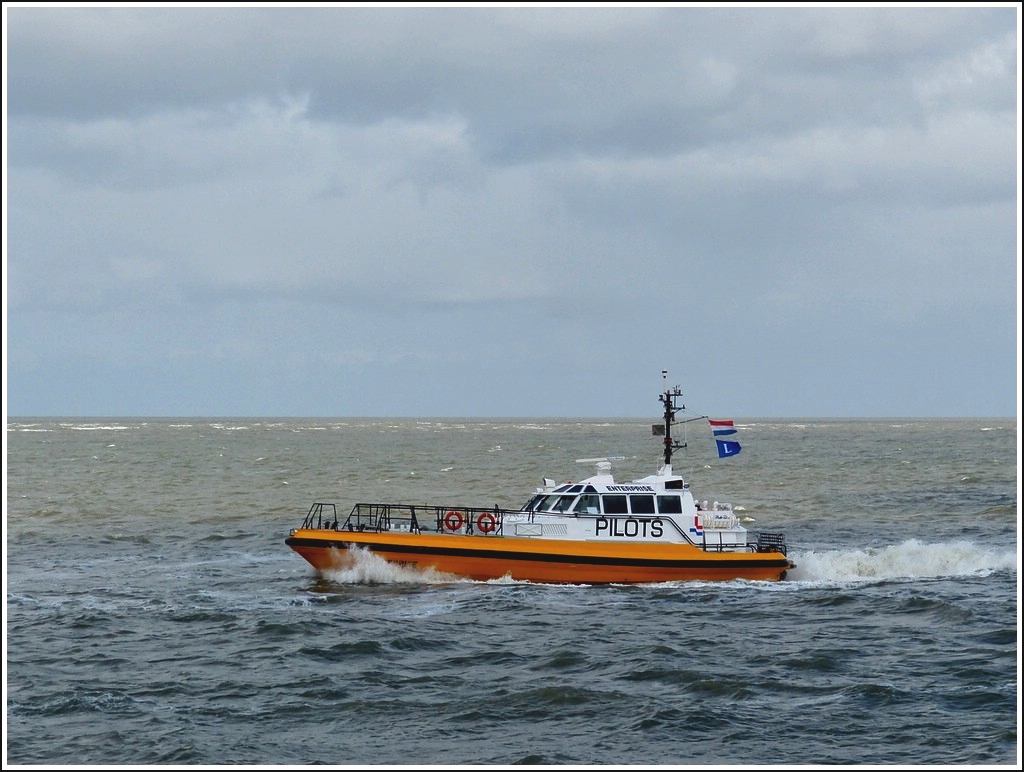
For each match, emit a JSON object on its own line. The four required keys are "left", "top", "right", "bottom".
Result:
{"left": 5, "top": 417, "right": 1017, "bottom": 766}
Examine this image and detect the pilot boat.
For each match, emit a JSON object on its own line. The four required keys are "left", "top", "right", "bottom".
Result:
{"left": 285, "top": 374, "right": 795, "bottom": 583}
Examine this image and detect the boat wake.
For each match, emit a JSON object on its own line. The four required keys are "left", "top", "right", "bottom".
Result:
{"left": 787, "top": 539, "right": 1018, "bottom": 583}
{"left": 320, "top": 548, "right": 463, "bottom": 585}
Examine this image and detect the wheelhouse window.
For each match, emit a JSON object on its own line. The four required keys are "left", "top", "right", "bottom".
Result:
{"left": 538, "top": 494, "right": 577, "bottom": 512}
{"left": 602, "top": 494, "right": 628, "bottom": 514}
{"left": 521, "top": 495, "right": 543, "bottom": 512}
{"left": 571, "top": 494, "right": 601, "bottom": 515}
{"left": 657, "top": 495, "right": 682, "bottom": 514}
{"left": 629, "top": 495, "right": 655, "bottom": 514}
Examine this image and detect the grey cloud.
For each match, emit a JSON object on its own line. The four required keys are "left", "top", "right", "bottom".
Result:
{"left": 6, "top": 5, "right": 1017, "bottom": 417}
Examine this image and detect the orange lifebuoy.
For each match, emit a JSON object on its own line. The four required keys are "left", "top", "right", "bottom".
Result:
{"left": 444, "top": 510, "right": 464, "bottom": 532}
{"left": 477, "top": 512, "right": 497, "bottom": 534}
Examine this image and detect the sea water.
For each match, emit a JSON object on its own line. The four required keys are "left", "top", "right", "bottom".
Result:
{"left": 4, "top": 418, "right": 1019, "bottom": 766}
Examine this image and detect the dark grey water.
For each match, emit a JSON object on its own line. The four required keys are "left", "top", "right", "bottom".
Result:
{"left": 4, "top": 418, "right": 1018, "bottom": 766}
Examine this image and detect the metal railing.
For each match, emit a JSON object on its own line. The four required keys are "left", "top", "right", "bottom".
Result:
{"left": 754, "top": 530, "right": 788, "bottom": 556}
{"left": 300, "top": 502, "right": 521, "bottom": 537}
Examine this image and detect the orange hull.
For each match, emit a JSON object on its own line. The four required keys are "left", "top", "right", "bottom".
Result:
{"left": 285, "top": 528, "right": 793, "bottom": 583}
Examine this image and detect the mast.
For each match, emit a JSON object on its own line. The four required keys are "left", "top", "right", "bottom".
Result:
{"left": 658, "top": 370, "right": 685, "bottom": 467}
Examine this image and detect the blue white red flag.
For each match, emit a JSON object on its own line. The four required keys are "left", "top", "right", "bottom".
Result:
{"left": 709, "top": 419, "right": 737, "bottom": 436}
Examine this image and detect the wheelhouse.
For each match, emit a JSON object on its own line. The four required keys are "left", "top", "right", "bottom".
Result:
{"left": 521, "top": 489, "right": 694, "bottom": 517}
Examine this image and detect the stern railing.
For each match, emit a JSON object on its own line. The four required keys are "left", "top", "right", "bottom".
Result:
{"left": 751, "top": 530, "right": 788, "bottom": 556}
{"left": 301, "top": 502, "right": 522, "bottom": 537}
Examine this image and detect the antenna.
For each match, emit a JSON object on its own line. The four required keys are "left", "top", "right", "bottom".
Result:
{"left": 658, "top": 370, "right": 685, "bottom": 466}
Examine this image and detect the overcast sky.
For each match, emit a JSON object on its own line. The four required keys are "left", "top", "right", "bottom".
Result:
{"left": 4, "top": 4, "right": 1020, "bottom": 418}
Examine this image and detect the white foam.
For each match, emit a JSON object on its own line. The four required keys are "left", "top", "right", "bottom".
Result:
{"left": 788, "top": 539, "right": 1018, "bottom": 583}
{"left": 321, "top": 547, "right": 460, "bottom": 585}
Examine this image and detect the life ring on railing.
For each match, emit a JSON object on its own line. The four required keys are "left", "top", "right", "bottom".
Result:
{"left": 477, "top": 512, "right": 497, "bottom": 534}
{"left": 444, "top": 510, "right": 464, "bottom": 532}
